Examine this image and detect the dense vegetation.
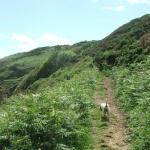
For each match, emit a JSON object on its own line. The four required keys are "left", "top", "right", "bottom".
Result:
{"left": 0, "top": 58, "right": 98, "bottom": 149}
{"left": 112, "top": 56, "right": 150, "bottom": 150}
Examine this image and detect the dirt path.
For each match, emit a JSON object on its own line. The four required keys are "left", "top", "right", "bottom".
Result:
{"left": 92, "top": 77, "right": 131, "bottom": 150}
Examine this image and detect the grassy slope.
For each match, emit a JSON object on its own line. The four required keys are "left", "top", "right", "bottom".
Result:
{"left": 0, "top": 47, "right": 52, "bottom": 98}
{"left": 0, "top": 46, "right": 73, "bottom": 98}
{"left": 0, "top": 58, "right": 99, "bottom": 150}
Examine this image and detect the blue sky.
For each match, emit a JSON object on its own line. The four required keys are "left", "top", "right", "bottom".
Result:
{"left": 0, "top": 0, "right": 150, "bottom": 58}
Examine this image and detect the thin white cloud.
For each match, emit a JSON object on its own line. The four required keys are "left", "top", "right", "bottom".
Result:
{"left": 103, "top": 5, "right": 125, "bottom": 12}
{"left": 11, "top": 33, "right": 72, "bottom": 52}
{"left": 126, "top": 0, "right": 150, "bottom": 4}
{"left": 12, "top": 34, "right": 38, "bottom": 52}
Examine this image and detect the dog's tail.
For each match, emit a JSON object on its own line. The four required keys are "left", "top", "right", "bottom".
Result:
{"left": 106, "top": 98, "right": 108, "bottom": 107}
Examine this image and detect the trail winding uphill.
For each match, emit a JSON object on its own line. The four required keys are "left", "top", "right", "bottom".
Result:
{"left": 92, "top": 77, "right": 131, "bottom": 150}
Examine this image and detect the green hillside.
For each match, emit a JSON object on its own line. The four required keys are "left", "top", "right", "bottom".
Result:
{"left": 0, "top": 14, "right": 149, "bottom": 99}
{"left": 0, "top": 14, "right": 150, "bottom": 150}
{"left": 1, "top": 14, "right": 150, "bottom": 99}
{"left": 0, "top": 46, "right": 73, "bottom": 98}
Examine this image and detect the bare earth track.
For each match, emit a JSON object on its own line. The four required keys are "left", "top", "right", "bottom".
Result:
{"left": 92, "top": 77, "right": 131, "bottom": 150}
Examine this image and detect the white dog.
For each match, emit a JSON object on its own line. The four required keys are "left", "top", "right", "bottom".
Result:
{"left": 100, "top": 99, "right": 110, "bottom": 119}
